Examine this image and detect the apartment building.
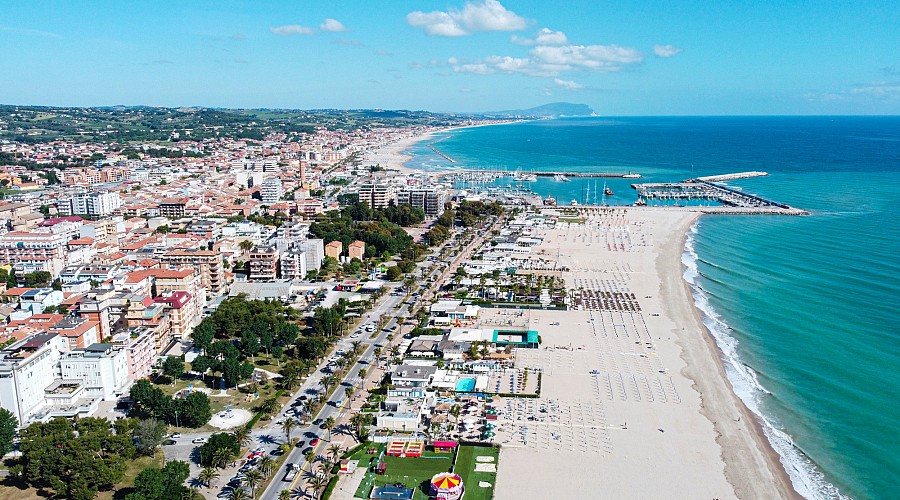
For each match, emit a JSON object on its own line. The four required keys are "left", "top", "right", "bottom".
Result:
{"left": 59, "top": 343, "right": 130, "bottom": 401}
{"left": 395, "top": 187, "right": 447, "bottom": 216}
{"left": 153, "top": 291, "right": 194, "bottom": 341}
{"left": 324, "top": 240, "right": 342, "bottom": 260}
{"left": 0, "top": 334, "right": 66, "bottom": 424}
{"left": 249, "top": 246, "right": 279, "bottom": 281}
{"left": 48, "top": 316, "right": 100, "bottom": 350}
{"left": 111, "top": 326, "right": 156, "bottom": 380}
{"left": 260, "top": 176, "right": 283, "bottom": 205}
{"left": 58, "top": 191, "right": 122, "bottom": 217}
{"left": 296, "top": 238, "right": 324, "bottom": 271}
{"left": 348, "top": 240, "right": 366, "bottom": 260}
{"left": 159, "top": 248, "right": 225, "bottom": 294}
{"left": 357, "top": 182, "right": 395, "bottom": 209}
{"left": 279, "top": 250, "right": 308, "bottom": 280}
{"left": 0, "top": 231, "right": 67, "bottom": 278}
{"left": 158, "top": 198, "right": 188, "bottom": 218}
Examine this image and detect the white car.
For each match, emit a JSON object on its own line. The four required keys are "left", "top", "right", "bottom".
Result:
{"left": 192, "top": 437, "right": 208, "bottom": 444}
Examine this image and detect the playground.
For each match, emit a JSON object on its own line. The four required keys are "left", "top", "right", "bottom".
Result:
{"left": 350, "top": 443, "right": 498, "bottom": 499}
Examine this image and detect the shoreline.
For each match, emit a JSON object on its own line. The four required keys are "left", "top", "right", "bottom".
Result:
{"left": 668, "top": 214, "right": 800, "bottom": 499}
{"left": 489, "top": 207, "right": 791, "bottom": 499}
{"left": 360, "top": 120, "right": 524, "bottom": 175}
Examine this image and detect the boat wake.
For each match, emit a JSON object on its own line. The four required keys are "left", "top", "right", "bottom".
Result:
{"left": 682, "top": 222, "right": 848, "bottom": 500}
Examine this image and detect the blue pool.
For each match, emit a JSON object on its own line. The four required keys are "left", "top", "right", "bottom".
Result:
{"left": 456, "top": 378, "right": 476, "bottom": 392}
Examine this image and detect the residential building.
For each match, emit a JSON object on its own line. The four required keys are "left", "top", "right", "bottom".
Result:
{"left": 396, "top": 187, "right": 446, "bottom": 216}
{"left": 159, "top": 248, "right": 225, "bottom": 294}
{"left": 153, "top": 291, "right": 194, "bottom": 341}
{"left": 296, "top": 238, "right": 324, "bottom": 271}
{"left": 324, "top": 241, "right": 342, "bottom": 260}
{"left": 0, "top": 231, "right": 67, "bottom": 278}
{"left": 348, "top": 240, "right": 366, "bottom": 260}
{"left": 111, "top": 327, "right": 156, "bottom": 380}
{"left": 48, "top": 316, "right": 100, "bottom": 350}
{"left": 357, "top": 182, "right": 395, "bottom": 209}
{"left": 58, "top": 191, "right": 122, "bottom": 217}
{"left": 0, "top": 334, "right": 66, "bottom": 424}
{"left": 158, "top": 198, "right": 188, "bottom": 218}
{"left": 249, "top": 246, "right": 279, "bottom": 281}
{"left": 59, "top": 343, "right": 130, "bottom": 401}
{"left": 280, "top": 250, "right": 308, "bottom": 280}
{"left": 260, "top": 176, "right": 283, "bottom": 205}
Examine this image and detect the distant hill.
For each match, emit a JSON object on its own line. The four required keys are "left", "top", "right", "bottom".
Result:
{"left": 486, "top": 102, "right": 594, "bottom": 118}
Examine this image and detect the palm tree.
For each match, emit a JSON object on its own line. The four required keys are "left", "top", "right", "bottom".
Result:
{"left": 232, "top": 426, "right": 251, "bottom": 450}
{"left": 307, "top": 475, "right": 328, "bottom": 500}
{"left": 213, "top": 447, "right": 233, "bottom": 469}
{"left": 304, "top": 449, "right": 316, "bottom": 464}
{"left": 242, "top": 469, "right": 263, "bottom": 497}
{"left": 281, "top": 418, "right": 296, "bottom": 443}
{"left": 227, "top": 488, "right": 250, "bottom": 500}
{"left": 278, "top": 491, "right": 291, "bottom": 500}
{"left": 199, "top": 466, "right": 219, "bottom": 487}
{"left": 257, "top": 455, "right": 275, "bottom": 479}
{"left": 324, "top": 417, "right": 336, "bottom": 440}
{"left": 344, "top": 386, "right": 354, "bottom": 401}
{"left": 280, "top": 371, "right": 300, "bottom": 391}
{"left": 350, "top": 341, "right": 363, "bottom": 355}
{"left": 239, "top": 239, "right": 253, "bottom": 253}
{"left": 326, "top": 444, "right": 343, "bottom": 464}
{"left": 357, "top": 367, "right": 367, "bottom": 379}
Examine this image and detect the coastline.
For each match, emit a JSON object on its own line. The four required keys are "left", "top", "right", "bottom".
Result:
{"left": 360, "top": 120, "right": 524, "bottom": 175}
{"left": 490, "top": 207, "right": 792, "bottom": 499}
{"left": 664, "top": 213, "right": 800, "bottom": 499}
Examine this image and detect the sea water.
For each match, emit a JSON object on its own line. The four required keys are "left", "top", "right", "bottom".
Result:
{"left": 404, "top": 117, "right": 900, "bottom": 499}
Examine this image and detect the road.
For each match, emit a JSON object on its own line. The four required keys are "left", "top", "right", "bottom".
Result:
{"left": 257, "top": 289, "right": 407, "bottom": 500}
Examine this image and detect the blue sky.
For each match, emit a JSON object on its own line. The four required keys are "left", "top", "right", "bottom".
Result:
{"left": 1, "top": 0, "right": 898, "bottom": 114}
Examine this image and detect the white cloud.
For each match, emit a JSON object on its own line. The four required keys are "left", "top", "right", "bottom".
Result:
{"left": 848, "top": 81, "right": 900, "bottom": 98}
{"left": 554, "top": 78, "right": 584, "bottom": 90}
{"left": 407, "top": 0, "right": 527, "bottom": 37}
{"left": 453, "top": 63, "right": 495, "bottom": 75}
{"left": 320, "top": 18, "right": 347, "bottom": 32}
{"left": 653, "top": 44, "right": 682, "bottom": 58}
{"left": 534, "top": 28, "right": 568, "bottom": 46}
{"left": 269, "top": 25, "right": 314, "bottom": 36}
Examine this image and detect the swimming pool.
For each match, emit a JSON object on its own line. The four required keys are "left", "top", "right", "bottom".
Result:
{"left": 456, "top": 378, "right": 476, "bottom": 392}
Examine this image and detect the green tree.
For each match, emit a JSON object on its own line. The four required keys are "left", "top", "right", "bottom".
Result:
{"left": 242, "top": 469, "right": 263, "bottom": 496}
{"left": 199, "top": 433, "right": 240, "bottom": 467}
{"left": 16, "top": 417, "right": 134, "bottom": 499}
{"left": 175, "top": 391, "right": 211, "bottom": 428}
{"left": 199, "top": 466, "right": 220, "bottom": 488}
{"left": 133, "top": 418, "right": 167, "bottom": 456}
{"left": 0, "top": 408, "right": 17, "bottom": 456}
{"left": 128, "top": 460, "right": 191, "bottom": 500}
{"left": 281, "top": 417, "right": 296, "bottom": 443}
{"left": 239, "top": 239, "right": 254, "bottom": 252}
{"left": 162, "top": 356, "right": 184, "bottom": 382}
{"left": 324, "top": 417, "right": 335, "bottom": 440}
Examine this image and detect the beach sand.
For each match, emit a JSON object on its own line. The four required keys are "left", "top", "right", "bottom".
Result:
{"left": 492, "top": 208, "right": 797, "bottom": 499}
{"left": 360, "top": 133, "right": 434, "bottom": 174}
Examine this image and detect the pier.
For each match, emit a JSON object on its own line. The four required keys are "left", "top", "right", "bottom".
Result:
{"left": 428, "top": 143, "right": 456, "bottom": 163}
{"left": 629, "top": 172, "right": 809, "bottom": 215}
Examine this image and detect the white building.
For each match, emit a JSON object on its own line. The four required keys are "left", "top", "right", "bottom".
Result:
{"left": 59, "top": 191, "right": 122, "bottom": 217}
{"left": 0, "top": 334, "right": 66, "bottom": 425}
{"left": 296, "top": 238, "right": 324, "bottom": 271}
{"left": 280, "top": 250, "right": 308, "bottom": 280}
{"left": 59, "top": 343, "right": 130, "bottom": 401}
{"left": 260, "top": 176, "right": 284, "bottom": 205}
{"left": 395, "top": 187, "right": 446, "bottom": 216}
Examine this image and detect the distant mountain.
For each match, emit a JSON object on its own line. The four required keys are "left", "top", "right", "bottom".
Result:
{"left": 486, "top": 102, "right": 594, "bottom": 118}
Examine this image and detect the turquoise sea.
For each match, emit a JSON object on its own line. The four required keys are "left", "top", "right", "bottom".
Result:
{"left": 405, "top": 117, "right": 900, "bottom": 500}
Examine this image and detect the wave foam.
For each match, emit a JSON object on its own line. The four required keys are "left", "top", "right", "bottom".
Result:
{"left": 682, "top": 220, "right": 848, "bottom": 500}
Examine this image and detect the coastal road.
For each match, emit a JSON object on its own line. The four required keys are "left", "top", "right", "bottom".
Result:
{"left": 257, "top": 290, "right": 406, "bottom": 500}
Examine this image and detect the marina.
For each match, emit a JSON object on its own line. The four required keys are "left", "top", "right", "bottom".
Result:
{"left": 630, "top": 173, "right": 808, "bottom": 215}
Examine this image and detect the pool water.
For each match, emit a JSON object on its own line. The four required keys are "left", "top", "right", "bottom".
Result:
{"left": 456, "top": 378, "right": 476, "bottom": 392}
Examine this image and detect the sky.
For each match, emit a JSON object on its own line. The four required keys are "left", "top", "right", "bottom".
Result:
{"left": 1, "top": 0, "right": 898, "bottom": 115}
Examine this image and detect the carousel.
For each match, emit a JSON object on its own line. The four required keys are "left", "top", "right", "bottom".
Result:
{"left": 430, "top": 472, "right": 465, "bottom": 500}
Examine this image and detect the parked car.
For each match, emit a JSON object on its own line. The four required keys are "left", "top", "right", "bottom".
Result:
{"left": 192, "top": 437, "right": 208, "bottom": 444}
{"left": 170, "top": 432, "right": 182, "bottom": 439}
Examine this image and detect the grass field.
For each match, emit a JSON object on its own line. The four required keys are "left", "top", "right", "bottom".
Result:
{"left": 351, "top": 444, "right": 455, "bottom": 499}
{"left": 454, "top": 445, "right": 499, "bottom": 500}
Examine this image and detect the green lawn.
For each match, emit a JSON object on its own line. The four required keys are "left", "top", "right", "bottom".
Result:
{"left": 454, "top": 445, "right": 499, "bottom": 500}
{"left": 351, "top": 444, "right": 454, "bottom": 499}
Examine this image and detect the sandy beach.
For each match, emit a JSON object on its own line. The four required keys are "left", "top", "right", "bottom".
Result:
{"left": 491, "top": 207, "right": 797, "bottom": 499}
